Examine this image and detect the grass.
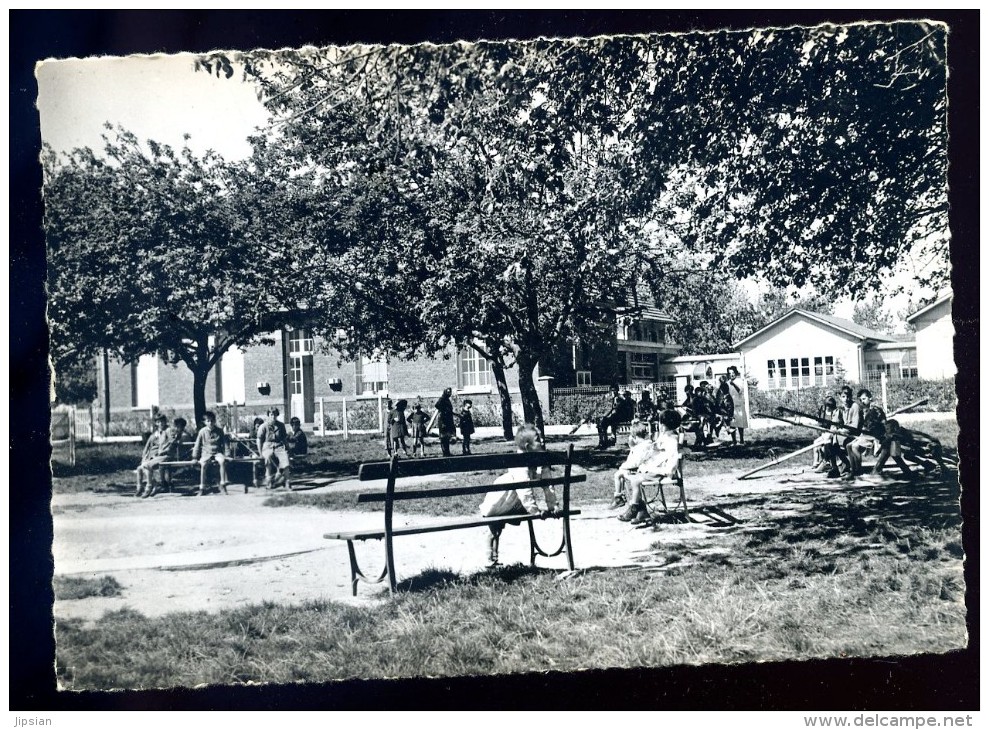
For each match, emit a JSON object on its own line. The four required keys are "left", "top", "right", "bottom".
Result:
{"left": 54, "top": 575, "right": 124, "bottom": 600}
{"left": 55, "top": 510, "right": 966, "bottom": 689}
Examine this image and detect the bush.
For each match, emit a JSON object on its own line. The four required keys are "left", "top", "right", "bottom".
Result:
{"left": 545, "top": 392, "right": 609, "bottom": 426}
{"left": 748, "top": 377, "right": 956, "bottom": 416}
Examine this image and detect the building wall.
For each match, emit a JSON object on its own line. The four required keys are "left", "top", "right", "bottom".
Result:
{"left": 912, "top": 299, "right": 956, "bottom": 379}
{"left": 97, "top": 332, "right": 539, "bottom": 425}
{"left": 738, "top": 315, "right": 864, "bottom": 389}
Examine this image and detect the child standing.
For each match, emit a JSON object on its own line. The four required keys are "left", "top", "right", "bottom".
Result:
{"left": 192, "top": 410, "right": 229, "bottom": 496}
{"left": 407, "top": 403, "right": 430, "bottom": 458}
{"left": 389, "top": 399, "right": 411, "bottom": 457}
{"left": 479, "top": 424, "right": 558, "bottom": 567}
{"left": 459, "top": 400, "right": 475, "bottom": 455}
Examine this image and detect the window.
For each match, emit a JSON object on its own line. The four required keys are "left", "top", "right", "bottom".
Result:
{"left": 766, "top": 354, "right": 838, "bottom": 390}
{"left": 458, "top": 348, "right": 493, "bottom": 390}
{"left": 901, "top": 367, "right": 918, "bottom": 379}
{"left": 576, "top": 370, "right": 592, "bottom": 386}
{"left": 288, "top": 328, "right": 314, "bottom": 356}
{"left": 355, "top": 355, "right": 388, "bottom": 395}
{"left": 630, "top": 352, "right": 656, "bottom": 380}
{"left": 290, "top": 357, "right": 303, "bottom": 396}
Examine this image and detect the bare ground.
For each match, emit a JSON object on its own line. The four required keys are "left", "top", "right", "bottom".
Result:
{"left": 51, "top": 454, "right": 958, "bottom": 625}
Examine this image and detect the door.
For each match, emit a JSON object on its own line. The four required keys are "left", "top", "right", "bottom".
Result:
{"left": 288, "top": 329, "right": 316, "bottom": 423}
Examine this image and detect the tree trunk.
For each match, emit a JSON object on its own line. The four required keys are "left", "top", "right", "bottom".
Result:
{"left": 490, "top": 358, "right": 515, "bottom": 441}
{"left": 516, "top": 353, "right": 545, "bottom": 436}
{"left": 191, "top": 364, "right": 210, "bottom": 427}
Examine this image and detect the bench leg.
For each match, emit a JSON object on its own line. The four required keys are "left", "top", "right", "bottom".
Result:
{"left": 563, "top": 513, "right": 575, "bottom": 571}
{"left": 346, "top": 541, "right": 360, "bottom": 597}
{"left": 527, "top": 522, "right": 538, "bottom": 566}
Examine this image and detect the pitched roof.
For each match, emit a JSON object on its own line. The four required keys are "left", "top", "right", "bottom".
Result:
{"left": 613, "top": 284, "right": 676, "bottom": 323}
{"left": 734, "top": 308, "right": 898, "bottom": 349}
{"left": 906, "top": 291, "right": 952, "bottom": 322}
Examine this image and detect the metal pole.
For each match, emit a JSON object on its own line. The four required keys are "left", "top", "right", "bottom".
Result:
{"left": 377, "top": 391, "right": 384, "bottom": 434}
{"left": 318, "top": 397, "right": 325, "bottom": 437}
{"left": 881, "top": 371, "right": 888, "bottom": 412}
{"left": 342, "top": 397, "right": 349, "bottom": 440}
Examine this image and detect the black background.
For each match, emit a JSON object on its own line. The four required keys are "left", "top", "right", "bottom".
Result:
{"left": 10, "top": 9, "right": 979, "bottom": 710}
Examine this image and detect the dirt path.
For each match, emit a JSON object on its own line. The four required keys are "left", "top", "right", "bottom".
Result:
{"left": 51, "top": 462, "right": 834, "bottom": 624}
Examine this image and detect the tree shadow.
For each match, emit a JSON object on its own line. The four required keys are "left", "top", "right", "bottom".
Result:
{"left": 394, "top": 564, "right": 556, "bottom": 594}
{"left": 679, "top": 472, "right": 965, "bottom": 578}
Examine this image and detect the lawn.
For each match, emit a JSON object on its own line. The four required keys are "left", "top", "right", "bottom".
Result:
{"left": 51, "top": 419, "right": 967, "bottom": 690}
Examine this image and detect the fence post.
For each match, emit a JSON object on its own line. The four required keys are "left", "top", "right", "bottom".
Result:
{"left": 377, "top": 392, "right": 384, "bottom": 434}
{"left": 342, "top": 398, "right": 349, "bottom": 440}
{"left": 89, "top": 404, "right": 95, "bottom": 442}
{"left": 317, "top": 397, "right": 325, "bottom": 437}
{"left": 69, "top": 405, "right": 77, "bottom": 467}
{"left": 880, "top": 371, "right": 888, "bottom": 412}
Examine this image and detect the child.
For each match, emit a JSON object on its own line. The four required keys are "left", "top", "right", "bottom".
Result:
{"left": 611, "top": 423, "right": 654, "bottom": 509}
{"left": 846, "top": 389, "right": 886, "bottom": 480}
{"left": 715, "top": 375, "right": 735, "bottom": 442}
{"left": 824, "top": 385, "right": 860, "bottom": 478}
{"left": 479, "top": 424, "right": 558, "bottom": 567}
{"left": 257, "top": 407, "right": 291, "bottom": 489}
{"left": 388, "top": 399, "right": 411, "bottom": 457}
{"left": 383, "top": 399, "right": 395, "bottom": 456}
{"left": 136, "top": 414, "right": 172, "bottom": 498}
{"left": 286, "top": 416, "right": 309, "bottom": 457}
{"left": 192, "top": 410, "right": 229, "bottom": 495}
{"left": 812, "top": 396, "right": 839, "bottom": 471}
{"left": 407, "top": 403, "right": 430, "bottom": 458}
{"left": 864, "top": 418, "right": 916, "bottom": 481}
{"left": 459, "top": 400, "right": 475, "bottom": 455}
{"left": 618, "top": 409, "right": 683, "bottom": 525}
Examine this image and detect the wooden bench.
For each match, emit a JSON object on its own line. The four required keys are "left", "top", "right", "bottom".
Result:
{"left": 135, "top": 441, "right": 267, "bottom": 494}
{"left": 325, "top": 445, "right": 583, "bottom": 595}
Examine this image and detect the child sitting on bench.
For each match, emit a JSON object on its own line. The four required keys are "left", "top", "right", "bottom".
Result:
{"left": 479, "top": 424, "right": 558, "bottom": 567}
{"left": 610, "top": 423, "right": 654, "bottom": 509}
{"left": 618, "top": 408, "right": 683, "bottom": 525}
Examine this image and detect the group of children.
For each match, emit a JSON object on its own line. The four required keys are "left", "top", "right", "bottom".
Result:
{"left": 807, "top": 386, "right": 946, "bottom": 482}
{"left": 135, "top": 408, "right": 309, "bottom": 497}
{"left": 384, "top": 397, "right": 476, "bottom": 458}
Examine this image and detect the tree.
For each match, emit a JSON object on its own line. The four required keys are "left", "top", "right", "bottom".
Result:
{"left": 200, "top": 22, "right": 947, "bottom": 427}
{"left": 43, "top": 128, "right": 324, "bottom": 424}
{"left": 853, "top": 296, "right": 896, "bottom": 335}
{"left": 51, "top": 350, "right": 97, "bottom": 406}
{"left": 656, "top": 275, "right": 759, "bottom": 355}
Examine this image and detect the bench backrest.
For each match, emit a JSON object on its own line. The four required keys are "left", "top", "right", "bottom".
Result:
{"left": 356, "top": 445, "right": 578, "bottom": 508}
{"left": 358, "top": 449, "right": 571, "bottom": 481}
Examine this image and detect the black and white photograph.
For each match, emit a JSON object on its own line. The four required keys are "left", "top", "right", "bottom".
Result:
{"left": 15, "top": 10, "right": 976, "bottom": 710}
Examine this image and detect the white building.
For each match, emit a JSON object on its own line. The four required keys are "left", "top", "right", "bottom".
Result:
{"left": 732, "top": 309, "right": 916, "bottom": 391}
{"left": 906, "top": 292, "right": 955, "bottom": 379}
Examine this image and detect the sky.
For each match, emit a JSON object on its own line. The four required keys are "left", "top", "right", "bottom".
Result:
{"left": 35, "top": 48, "right": 945, "bottom": 333}
{"left": 36, "top": 53, "right": 268, "bottom": 160}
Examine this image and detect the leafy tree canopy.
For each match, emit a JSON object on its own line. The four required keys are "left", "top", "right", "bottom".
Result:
{"left": 193, "top": 23, "right": 948, "bottom": 425}
{"left": 43, "top": 127, "right": 332, "bottom": 422}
